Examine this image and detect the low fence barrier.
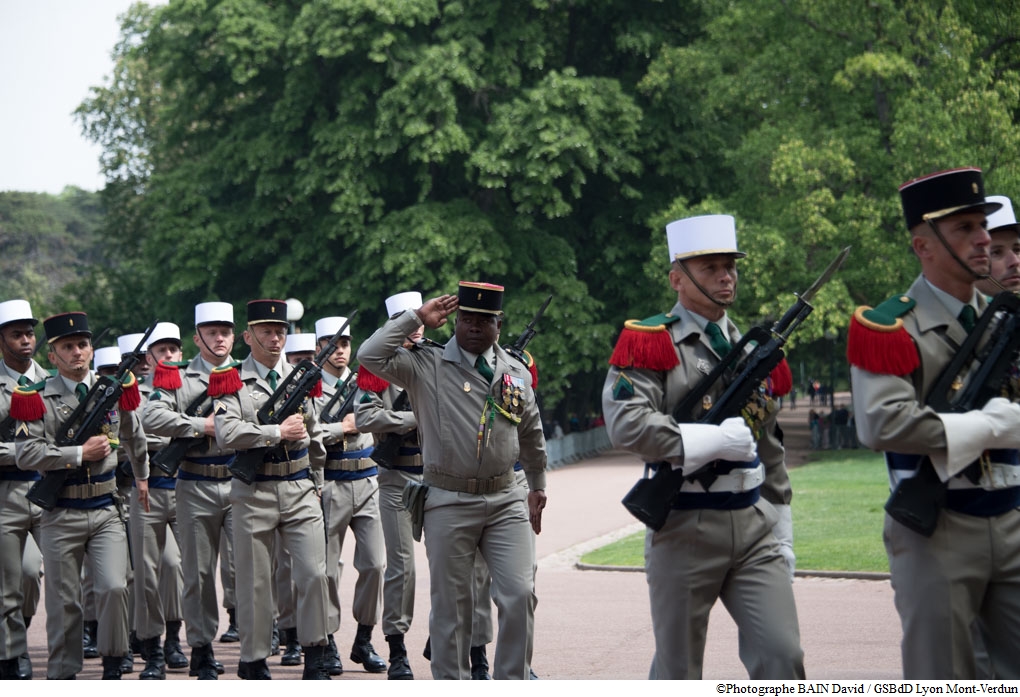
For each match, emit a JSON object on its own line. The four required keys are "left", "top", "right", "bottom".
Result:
{"left": 546, "top": 426, "right": 612, "bottom": 470}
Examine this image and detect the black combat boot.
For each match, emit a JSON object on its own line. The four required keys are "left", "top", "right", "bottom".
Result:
{"left": 189, "top": 644, "right": 219, "bottom": 680}
{"left": 14, "top": 653, "right": 32, "bottom": 680}
{"left": 301, "top": 644, "right": 331, "bottom": 680}
{"left": 101, "top": 655, "right": 123, "bottom": 680}
{"left": 219, "top": 608, "right": 239, "bottom": 643}
{"left": 280, "top": 627, "right": 302, "bottom": 666}
{"left": 385, "top": 633, "right": 413, "bottom": 680}
{"left": 163, "top": 620, "right": 189, "bottom": 669}
{"left": 237, "top": 658, "right": 271, "bottom": 680}
{"left": 139, "top": 636, "right": 166, "bottom": 680}
{"left": 350, "top": 624, "right": 386, "bottom": 673}
{"left": 324, "top": 634, "right": 343, "bottom": 675}
{"left": 120, "top": 652, "right": 134, "bottom": 674}
{"left": 470, "top": 645, "right": 491, "bottom": 680}
{"left": 82, "top": 620, "right": 99, "bottom": 659}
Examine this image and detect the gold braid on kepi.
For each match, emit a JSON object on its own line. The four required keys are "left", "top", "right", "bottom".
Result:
{"left": 608, "top": 314, "right": 680, "bottom": 371}
{"left": 847, "top": 296, "right": 920, "bottom": 376}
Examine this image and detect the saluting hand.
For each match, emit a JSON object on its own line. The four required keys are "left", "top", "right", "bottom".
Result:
{"left": 415, "top": 294, "right": 459, "bottom": 329}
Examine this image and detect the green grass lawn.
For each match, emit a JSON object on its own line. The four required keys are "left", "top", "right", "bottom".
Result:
{"left": 580, "top": 449, "right": 891, "bottom": 573}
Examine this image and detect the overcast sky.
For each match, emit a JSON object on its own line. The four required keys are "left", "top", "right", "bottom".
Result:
{"left": 0, "top": 0, "right": 166, "bottom": 195}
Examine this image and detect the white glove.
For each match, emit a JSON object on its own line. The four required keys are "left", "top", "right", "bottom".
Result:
{"left": 931, "top": 397, "right": 1020, "bottom": 479}
{"left": 676, "top": 417, "right": 757, "bottom": 474}
{"left": 772, "top": 503, "right": 796, "bottom": 582}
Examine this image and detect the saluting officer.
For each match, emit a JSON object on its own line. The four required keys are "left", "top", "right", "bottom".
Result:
{"left": 602, "top": 215, "right": 804, "bottom": 680}
{"left": 213, "top": 299, "right": 331, "bottom": 680}
{"left": 14, "top": 311, "right": 151, "bottom": 679}
{"left": 313, "top": 315, "right": 386, "bottom": 675}
{"left": 358, "top": 282, "right": 547, "bottom": 680}
{"left": 849, "top": 168, "right": 1020, "bottom": 678}
{"left": 143, "top": 302, "right": 239, "bottom": 679}
{"left": 0, "top": 300, "right": 47, "bottom": 680}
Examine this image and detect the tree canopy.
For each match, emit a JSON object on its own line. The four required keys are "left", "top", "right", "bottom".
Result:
{"left": 71, "top": 0, "right": 1020, "bottom": 416}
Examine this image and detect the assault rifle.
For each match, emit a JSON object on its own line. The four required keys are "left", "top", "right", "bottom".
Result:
{"left": 622, "top": 248, "right": 850, "bottom": 531}
{"left": 319, "top": 369, "right": 359, "bottom": 425}
{"left": 884, "top": 291, "right": 1020, "bottom": 536}
{"left": 27, "top": 321, "right": 157, "bottom": 511}
{"left": 228, "top": 313, "right": 356, "bottom": 484}
{"left": 151, "top": 390, "right": 214, "bottom": 477}
{"left": 504, "top": 295, "right": 552, "bottom": 370}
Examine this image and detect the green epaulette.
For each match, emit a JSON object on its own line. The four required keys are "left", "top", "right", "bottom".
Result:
{"left": 847, "top": 294, "right": 919, "bottom": 376}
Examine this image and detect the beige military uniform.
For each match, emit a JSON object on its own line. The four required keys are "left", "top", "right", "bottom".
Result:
{"left": 358, "top": 310, "right": 546, "bottom": 680}
{"left": 314, "top": 368, "right": 384, "bottom": 635}
{"left": 131, "top": 377, "right": 184, "bottom": 641}
{"left": 15, "top": 372, "right": 149, "bottom": 679}
{"left": 851, "top": 276, "right": 1020, "bottom": 678}
{"left": 143, "top": 355, "right": 238, "bottom": 648}
{"left": 214, "top": 354, "right": 329, "bottom": 661}
{"left": 0, "top": 360, "right": 47, "bottom": 666}
{"left": 602, "top": 301, "right": 803, "bottom": 680}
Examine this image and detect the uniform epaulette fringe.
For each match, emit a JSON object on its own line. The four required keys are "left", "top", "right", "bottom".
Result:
{"left": 768, "top": 358, "right": 793, "bottom": 397}
{"left": 608, "top": 316, "right": 680, "bottom": 371}
{"left": 309, "top": 379, "right": 323, "bottom": 399}
{"left": 357, "top": 366, "right": 390, "bottom": 393}
{"left": 9, "top": 383, "right": 46, "bottom": 421}
{"left": 208, "top": 364, "right": 243, "bottom": 397}
{"left": 523, "top": 349, "right": 538, "bottom": 389}
{"left": 153, "top": 360, "right": 185, "bottom": 391}
{"left": 847, "top": 305, "right": 920, "bottom": 376}
{"left": 119, "top": 373, "right": 142, "bottom": 412}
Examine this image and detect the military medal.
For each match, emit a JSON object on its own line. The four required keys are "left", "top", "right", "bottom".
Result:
{"left": 702, "top": 395, "right": 712, "bottom": 411}
{"left": 696, "top": 359, "right": 711, "bottom": 375}
{"left": 463, "top": 382, "right": 471, "bottom": 392}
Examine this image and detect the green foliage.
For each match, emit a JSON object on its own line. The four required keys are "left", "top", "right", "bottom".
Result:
{"left": 56, "top": 0, "right": 1020, "bottom": 420}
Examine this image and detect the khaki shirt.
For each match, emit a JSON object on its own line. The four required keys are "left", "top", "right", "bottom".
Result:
{"left": 355, "top": 383, "right": 418, "bottom": 439}
{"left": 0, "top": 359, "right": 49, "bottom": 466}
{"left": 602, "top": 301, "right": 790, "bottom": 505}
{"left": 357, "top": 311, "right": 547, "bottom": 491}
{"left": 213, "top": 354, "right": 326, "bottom": 469}
{"left": 314, "top": 369, "right": 374, "bottom": 452}
{"left": 15, "top": 371, "right": 150, "bottom": 480}
{"left": 851, "top": 275, "right": 984, "bottom": 470}
{"left": 143, "top": 355, "right": 235, "bottom": 459}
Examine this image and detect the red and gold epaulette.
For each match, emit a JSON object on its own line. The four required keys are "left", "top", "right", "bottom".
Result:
{"left": 522, "top": 349, "right": 538, "bottom": 389}
{"left": 119, "top": 372, "right": 142, "bottom": 412}
{"left": 767, "top": 358, "right": 793, "bottom": 397}
{"left": 846, "top": 295, "right": 920, "bottom": 376}
{"left": 608, "top": 313, "right": 680, "bottom": 371}
{"left": 208, "top": 363, "right": 243, "bottom": 397}
{"left": 9, "top": 381, "right": 47, "bottom": 421}
{"left": 357, "top": 366, "right": 390, "bottom": 393}
{"left": 153, "top": 360, "right": 187, "bottom": 391}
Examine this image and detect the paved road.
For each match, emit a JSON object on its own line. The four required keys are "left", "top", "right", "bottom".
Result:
{"left": 24, "top": 447, "right": 902, "bottom": 680}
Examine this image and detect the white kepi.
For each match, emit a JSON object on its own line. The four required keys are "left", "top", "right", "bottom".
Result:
{"left": 0, "top": 299, "right": 37, "bottom": 329}
{"left": 195, "top": 301, "right": 235, "bottom": 327}
{"left": 666, "top": 214, "right": 746, "bottom": 262}
{"left": 986, "top": 195, "right": 1020, "bottom": 233}
{"left": 315, "top": 316, "right": 353, "bottom": 342}
{"left": 385, "top": 291, "right": 423, "bottom": 319}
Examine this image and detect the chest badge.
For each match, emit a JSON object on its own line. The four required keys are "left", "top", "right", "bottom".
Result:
{"left": 463, "top": 382, "right": 471, "bottom": 393}
{"left": 696, "top": 359, "right": 712, "bottom": 375}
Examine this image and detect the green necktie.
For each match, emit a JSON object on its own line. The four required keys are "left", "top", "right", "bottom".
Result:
{"left": 17, "top": 375, "right": 30, "bottom": 387}
{"left": 705, "top": 322, "right": 732, "bottom": 356}
{"left": 75, "top": 383, "right": 88, "bottom": 402}
{"left": 267, "top": 369, "right": 279, "bottom": 391}
{"left": 475, "top": 356, "right": 494, "bottom": 383}
{"left": 958, "top": 305, "right": 977, "bottom": 333}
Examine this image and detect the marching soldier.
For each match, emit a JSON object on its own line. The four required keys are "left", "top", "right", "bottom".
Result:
{"left": 976, "top": 195, "right": 1020, "bottom": 295}
{"left": 143, "top": 302, "right": 239, "bottom": 679}
{"left": 13, "top": 311, "right": 151, "bottom": 679}
{"left": 602, "top": 215, "right": 804, "bottom": 679}
{"left": 849, "top": 168, "right": 1020, "bottom": 678}
{"left": 357, "top": 282, "right": 547, "bottom": 680}
{"left": 313, "top": 315, "right": 386, "bottom": 675}
{"left": 130, "top": 322, "right": 187, "bottom": 679}
{"left": 353, "top": 292, "right": 424, "bottom": 680}
{"left": 213, "top": 299, "right": 331, "bottom": 680}
{"left": 0, "top": 300, "right": 47, "bottom": 680}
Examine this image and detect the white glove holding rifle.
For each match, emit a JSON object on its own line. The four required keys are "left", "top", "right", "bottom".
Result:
{"left": 672, "top": 416, "right": 757, "bottom": 475}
